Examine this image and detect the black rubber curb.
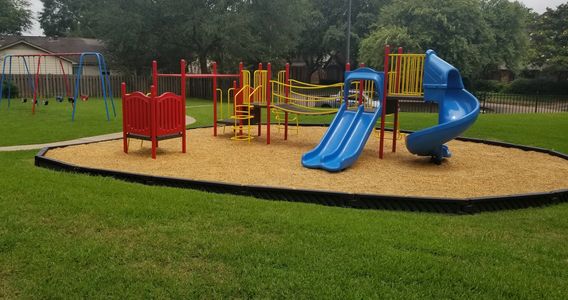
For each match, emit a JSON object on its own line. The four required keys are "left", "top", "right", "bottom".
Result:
{"left": 35, "top": 125, "right": 568, "bottom": 214}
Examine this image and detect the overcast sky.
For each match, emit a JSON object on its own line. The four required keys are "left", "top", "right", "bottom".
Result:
{"left": 23, "top": 0, "right": 567, "bottom": 36}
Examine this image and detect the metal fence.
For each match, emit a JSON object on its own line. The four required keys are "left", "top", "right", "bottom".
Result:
{"left": 395, "top": 93, "right": 568, "bottom": 114}
{"left": 475, "top": 93, "right": 568, "bottom": 114}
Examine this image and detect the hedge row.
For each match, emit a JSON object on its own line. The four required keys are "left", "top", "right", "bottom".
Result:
{"left": 474, "top": 78, "right": 568, "bottom": 95}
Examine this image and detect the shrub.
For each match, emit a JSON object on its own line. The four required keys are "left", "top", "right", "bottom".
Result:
{"left": 504, "top": 78, "right": 568, "bottom": 95}
{"left": 1, "top": 81, "right": 19, "bottom": 98}
{"left": 473, "top": 80, "right": 507, "bottom": 93}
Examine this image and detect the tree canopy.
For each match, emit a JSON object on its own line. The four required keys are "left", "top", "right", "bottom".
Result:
{"left": 530, "top": 3, "right": 568, "bottom": 80}
{"left": 358, "top": 0, "right": 532, "bottom": 80}
{"left": 0, "top": 0, "right": 32, "bottom": 35}
{"left": 39, "top": 0, "right": 103, "bottom": 38}
{"left": 35, "top": 0, "right": 562, "bottom": 83}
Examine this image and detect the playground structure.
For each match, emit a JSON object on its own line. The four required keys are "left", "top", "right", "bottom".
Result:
{"left": 121, "top": 60, "right": 187, "bottom": 159}
{"left": 37, "top": 48, "right": 567, "bottom": 213}
{"left": 0, "top": 52, "right": 115, "bottom": 121}
{"left": 141, "top": 44, "right": 477, "bottom": 169}
{"left": 120, "top": 44, "right": 478, "bottom": 169}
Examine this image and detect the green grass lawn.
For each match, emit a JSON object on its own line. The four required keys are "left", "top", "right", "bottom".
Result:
{"left": 300, "top": 112, "right": 568, "bottom": 152}
{"left": 1, "top": 100, "right": 568, "bottom": 297}
{"left": 1, "top": 148, "right": 568, "bottom": 298}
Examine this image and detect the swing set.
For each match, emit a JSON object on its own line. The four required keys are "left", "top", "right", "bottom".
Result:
{"left": 0, "top": 52, "right": 115, "bottom": 121}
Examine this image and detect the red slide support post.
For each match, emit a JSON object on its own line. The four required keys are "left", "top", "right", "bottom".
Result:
{"left": 284, "top": 63, "right": 290, "bottom": 140}
{"left": 212, "top": 62, "right": 218, "bottom": 136}
{"left": 379, "top": 45, "right": 390, "bottom": 159}
{"left": 266, "top": 63, "right": 272, "bottom": 145}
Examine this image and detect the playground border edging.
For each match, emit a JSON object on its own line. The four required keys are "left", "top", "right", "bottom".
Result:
{"left": 35, "top": 125, "right": 568, "bottom": 214}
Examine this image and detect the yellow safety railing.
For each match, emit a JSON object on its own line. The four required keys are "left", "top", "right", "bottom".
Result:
{"left": 231, "top": 84, "right": 263, "bottom": 142}
{"left": 272, "top": 79, "right": 343, "bottom": 105}
{"left": 241, "top": 70, "right": 251, "bottom": 105}
{"left": 217, "top": 88, "right": 224, "bottom": 119}
{"left": 387, "top": 54, "right": 425, "bottom": 97}
{"left": 253, "top": 70, "right": 268, "bottom": 104}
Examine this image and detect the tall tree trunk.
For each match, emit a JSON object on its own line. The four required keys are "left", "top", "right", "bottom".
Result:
{"left": 199, "top": 53, "right": 208, "bottom": 73}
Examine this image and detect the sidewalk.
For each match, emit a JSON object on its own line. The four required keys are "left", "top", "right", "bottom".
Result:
{"left": 0, "top": 115, "right": 196, "bottom": 152}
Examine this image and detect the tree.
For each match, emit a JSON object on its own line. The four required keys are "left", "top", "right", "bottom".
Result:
{"left": 360, "top": 0, "right": 495, "bottom": 79}
{"left": 530, "top": 3, "right": 568, "bottom": 80}
{"left": 39, "top": 0, "right": 99, "bottom": 37}
{"left": 0, "top": 0, "right": 32, "bottom": 35}
{"left": 358, "top": 26, "right": 420, "bottom": 68}
{"left": 295, "top": 0, "right": 389, "bottom": 79}
{"left": 360, "top": 0, "right": 533, "bottom": 82}
{"left": 481, "top": 0, "right": 531, "bottom": 74}
{"left": 93, "top": 0, "right": 308, "bottom": 74}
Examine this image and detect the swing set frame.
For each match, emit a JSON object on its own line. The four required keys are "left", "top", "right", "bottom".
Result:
{"left": 0, "top": 52, "right": 116, "bottom": 121}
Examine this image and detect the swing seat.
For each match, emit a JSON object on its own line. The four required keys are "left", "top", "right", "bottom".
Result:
{"left": 56, "top": 96, "right": 64, "bottom": 102}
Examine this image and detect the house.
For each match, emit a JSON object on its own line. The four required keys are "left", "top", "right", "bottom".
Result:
{"left": 0, "top": 36, "right": 111, "bottom": 76}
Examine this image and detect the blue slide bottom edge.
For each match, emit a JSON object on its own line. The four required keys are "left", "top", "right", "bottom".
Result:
{"left": 302, "top": 103, "right": 382, "bottom": 172}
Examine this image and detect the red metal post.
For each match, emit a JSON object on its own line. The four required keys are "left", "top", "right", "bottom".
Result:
{"left": 150, "top": 85, "right": 157, "bottom": 159}
{"left": 212, "top": 62, "right": 218, "bottom": 136}
{"left": 358, "top": 63, "right": 365, "bottom": 106}
{"left": 393, "top": 47, "right": 403, "bottom": 153}
{"left": 257, "top": 62, "right": 263, "bottom": 137}
{"left": 32, "top": 56, "right": 42, "bottom": 114}
{"left": 379, "top": 45, "right": 390, "bottom": 159}
{"left": 266, "top": 63, "right": 272, "bottom": 145}
{"left": 181, "top": 59, "right": 187, "bottom": 153}
{"left": 284, "top": 63, "right": 290, "bottom": 140}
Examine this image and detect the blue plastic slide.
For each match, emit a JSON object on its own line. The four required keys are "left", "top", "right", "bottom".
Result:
{"left": 302, "top": 68, "right": 384, "bottom": 172}
{"left": 405, "top": 50, "right": 480, "bottom": 163}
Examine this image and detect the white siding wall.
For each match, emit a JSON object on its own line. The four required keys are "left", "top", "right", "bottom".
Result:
{"left": 0, "top": 44, "right": 74, "bottom": 75}
{"left": 0, "top": 44, "right": 110, "bottom": 76}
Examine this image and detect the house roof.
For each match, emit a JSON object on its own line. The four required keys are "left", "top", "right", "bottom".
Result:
{"left": 0, "top": 36, "right": 107, "bottom": 64}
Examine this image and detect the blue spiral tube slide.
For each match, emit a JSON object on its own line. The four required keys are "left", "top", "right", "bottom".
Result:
{"left": 405, "top": 50, "right": 480, "bottom": 163}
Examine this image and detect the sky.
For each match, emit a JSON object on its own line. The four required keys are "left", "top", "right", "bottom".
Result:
{"left": 23, "top": 0, "right": 567, "bottom": 36}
